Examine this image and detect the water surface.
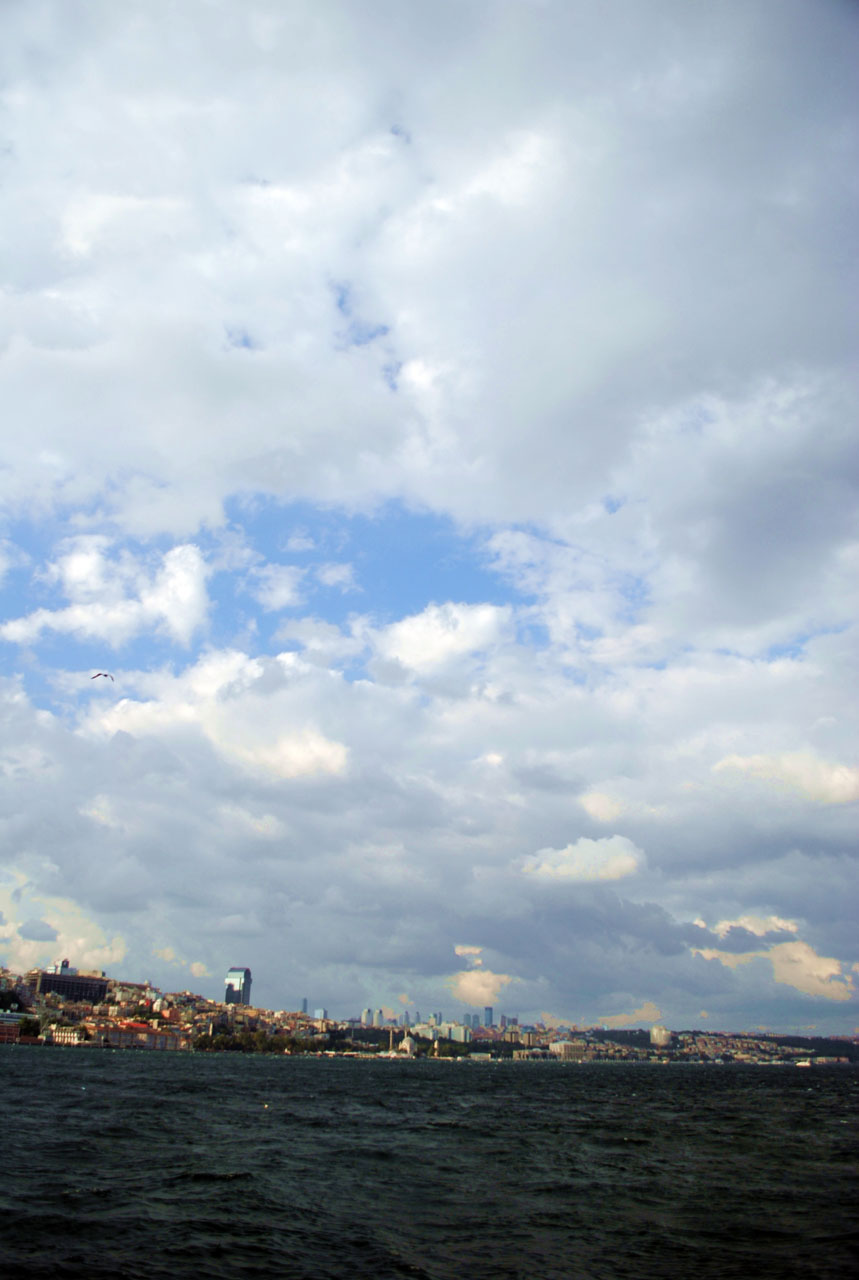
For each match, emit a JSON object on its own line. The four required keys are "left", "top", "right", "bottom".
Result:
{"left": 3, "top": 1050, "right": 857, "bottom": 1279}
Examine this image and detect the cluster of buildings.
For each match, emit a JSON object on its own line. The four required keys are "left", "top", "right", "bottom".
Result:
{"left": 1, "top": 961, "right": 854, "bottom": 1064}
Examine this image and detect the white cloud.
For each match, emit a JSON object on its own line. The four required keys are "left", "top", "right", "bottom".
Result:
{"left": 713, "top": 753, "right": 859, "bottom": 804}
{"left": 450, "top": 966, "right": 513, "bottom": 1008}
{"left": 600, "top": 1001, "right": 663, "bottom": 1029}
{"left": 0, "top": 875, "right": 126, "bottom": 975}
{"left": 375, "top": 602, "right": 511, "bottom": 672}
{"left": 711, "top": 915, "right": 798, "bottom": 939}
{"left": 522, "top": 835, "right": 645, "bottom": 882}
{"left": 316, "top": 562, "right": 356, "bottom": 591}
{"left": 248, "top": 564, "right": 304, "bottom": 612}
{"left": 579, "top": 791, "right": 627, "bottom": 823}
{"left": 695, "top": 940, "right": 855, "bottom": 1003}
{"left": 0, "top": 540, "right": 209, "bottom": 648}
{"left": 85, "top": 649, "right": 349, "bottom": 781}
{"left": 229, "top": 729, "right": 348, "bottom": 781}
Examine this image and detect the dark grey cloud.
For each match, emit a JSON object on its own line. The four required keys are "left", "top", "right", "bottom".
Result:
{"left": 18, "top": 918, "right": 58, "bottom": 942}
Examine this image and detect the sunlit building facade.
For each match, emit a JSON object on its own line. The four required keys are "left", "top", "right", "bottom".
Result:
{"left": 224, "top": 966, "right": 252, "bottom": 1005}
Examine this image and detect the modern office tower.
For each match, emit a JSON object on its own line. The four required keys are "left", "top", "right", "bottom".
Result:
{"left": 361, "top": 1007, "right": 373, "bottom": 1026}
{"left": 484, "top": 1006, "right": 493, "bottom": 1027}
{"left": 373, "top": 1008, "right": 384, "bottom": 1027}
{"left": 500, "top": 1014, "right": 507, "bottom": 1028}
{"left": 301, "top": 997, "right": 308, "bottom": 1014}
{"left": 399, "top": 1011, "right": 411, "bottom": 1027}
{"left": 314, "top": 1007, "right": 328, "bottom": 1019}
{"left": 224, "top": 966, "right": 252, "bottom": 1005}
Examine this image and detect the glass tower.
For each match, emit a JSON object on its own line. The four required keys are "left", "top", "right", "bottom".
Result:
{"left": 224, "top": 966, "right": 252, "bottom": 1005}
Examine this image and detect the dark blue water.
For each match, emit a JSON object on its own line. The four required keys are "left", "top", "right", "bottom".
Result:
{"left": 2, "top": 1049, "right": 857, "bottom": 1279}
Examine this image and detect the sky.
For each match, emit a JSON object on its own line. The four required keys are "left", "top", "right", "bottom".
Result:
{"left": 1, "top": 0, "right": 857, "bottom": 1033}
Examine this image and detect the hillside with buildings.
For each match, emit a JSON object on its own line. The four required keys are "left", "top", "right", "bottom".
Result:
{"left": 2, "top": 961, "right": 856, "bottom": 1065}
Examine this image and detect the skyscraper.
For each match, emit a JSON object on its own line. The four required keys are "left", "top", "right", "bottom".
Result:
{"left": 224, "top": 966, "right": 252, "bottom": 1005}
{"left": 484, "top": 1006, "right": 493, "bottom": 1027}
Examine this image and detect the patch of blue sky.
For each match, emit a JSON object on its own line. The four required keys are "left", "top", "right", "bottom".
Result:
{"left": 2, "top": 499, "right": 534, "bottom": 697}
{"left": 763, "top": 623, "right": 848, "bottom": 663}
{"left": 225, "top": 326, "right": 257, "bottom": 350}
{"left": 561, "top": 664, "right": 588, "bottom": 685}
{"left": 0, "top": 558, "right": 37, "bottom": 630}
{"left": 575, "top": 622, "right": 602, "bottom": 643}
{"left": 25, "top": 626, "right": 188, "bottom": 680}
{"left": 615, "top": 572, "right": 651, "bottom": 622}
{"left": 382, "top": 360, "right": 402, "bottom": 390}
{"left": 342, "top": 319, "right": 389, "bottom": 347}
{"left": 330, "top": 279, "right": 390, "bottom": 350}
{"left": 516, "top": 620, "right": 552, "bottom": 650}
{"left": 222, "top": 496, "right": 521, "bottom": 630}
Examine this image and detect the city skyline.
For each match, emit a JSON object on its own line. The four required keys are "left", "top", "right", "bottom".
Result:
{"left": 0, "top": 1, "right": 857, "bottom": 1034}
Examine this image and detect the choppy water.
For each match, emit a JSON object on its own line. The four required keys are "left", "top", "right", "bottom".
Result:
{"left": 2, "top": 1049, "right": 857, "bottom": 1279}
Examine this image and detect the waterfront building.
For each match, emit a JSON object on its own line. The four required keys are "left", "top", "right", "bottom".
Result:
{"left": 224, "top": 967, "right": 252, "bottom": 1005}
{"left": 31, "top": 966, "right": 108, "bottom": 1005}
{"left": 549, "top": 1039, "right": 587, "bottom": 1061}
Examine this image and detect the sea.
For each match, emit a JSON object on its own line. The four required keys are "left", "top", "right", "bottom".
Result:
{"left": 2, "top": 1048, "right": 857, "bottom": 1280}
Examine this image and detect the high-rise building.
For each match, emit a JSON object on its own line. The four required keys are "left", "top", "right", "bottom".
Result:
{"left": 224, "top": 966, "right": 252, "bottom": 1005}
{"left": 484, "top": 1006, "right": 493, "bottom": 1027}
{"left": 361, "top": 1007, "right": 373, "bottom": 1026}
{"left": 373, "top": 1008, "right": 384, "bottom": 1027}
{"left": 301, "top": 997, "right": 308, "bottom": 1014}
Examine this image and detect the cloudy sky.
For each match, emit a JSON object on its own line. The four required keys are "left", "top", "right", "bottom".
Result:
{"left": 1, "top": 0, "right": 856, "bottom": 1032}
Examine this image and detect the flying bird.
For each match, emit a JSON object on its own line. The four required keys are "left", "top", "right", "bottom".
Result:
{"left": 91, "top": 672, "right": 114, "bottom": 681}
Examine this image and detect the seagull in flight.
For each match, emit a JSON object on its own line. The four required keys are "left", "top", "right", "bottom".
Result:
{"left": 91, "top": 672, "right": 114, "bottom": 681}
